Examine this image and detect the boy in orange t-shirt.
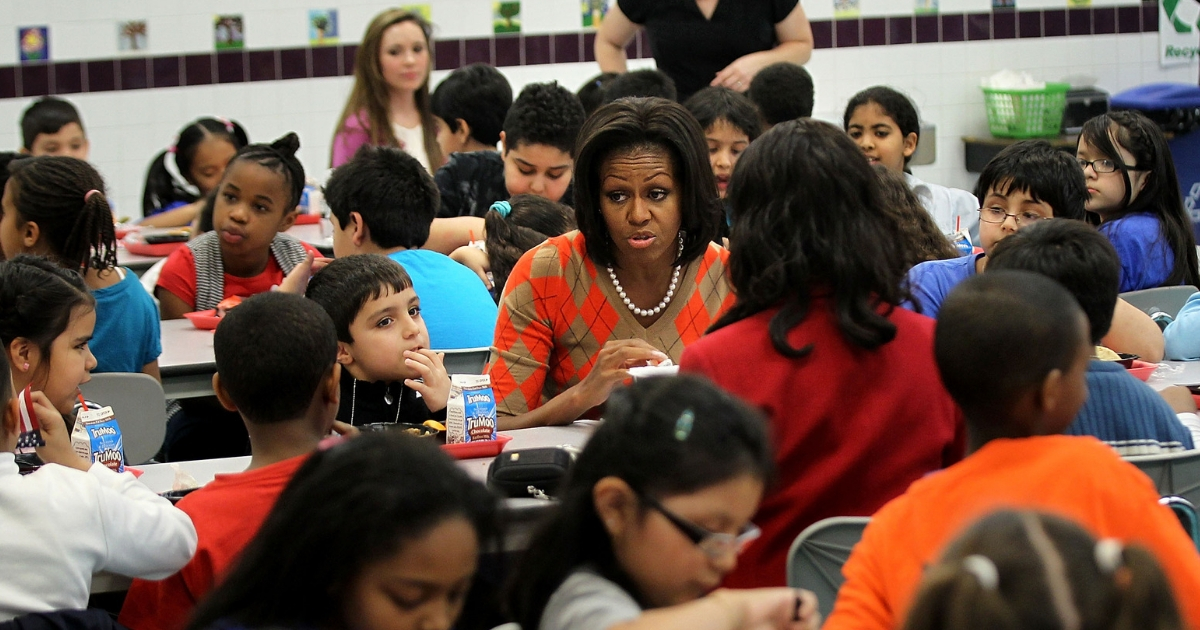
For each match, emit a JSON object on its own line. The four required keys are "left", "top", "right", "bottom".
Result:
{"left": 119, "top": 293, "right": 350, "bottom": 630}
{"left": 825, "top": 270, "right": 1200, "bottom": 630}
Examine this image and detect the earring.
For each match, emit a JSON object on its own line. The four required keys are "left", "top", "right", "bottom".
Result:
{"left": 21, "top": 363, "right": 28, "bottom": 371}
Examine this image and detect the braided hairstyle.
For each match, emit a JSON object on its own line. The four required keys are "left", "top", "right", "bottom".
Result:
{"left": 226, "top": 132, "right": 306, "bottom": 210}
{"left": 0, "top": 255, "right": 94, "bottom": 383}
{"left": 6, "top": 156, "right": 116, "bottom": 274}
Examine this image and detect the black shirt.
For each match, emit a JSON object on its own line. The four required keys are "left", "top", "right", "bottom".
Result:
{"left": 618, "top": 0, "right": 799, "bottom": 101}
{"left": 435, "top": 151, "right": 509, "bottom": 219}
{"left": 337, "top": 376, "right": 447, "bottom": 427}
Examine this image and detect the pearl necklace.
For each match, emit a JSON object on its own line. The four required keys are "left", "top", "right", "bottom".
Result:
{"left": 607, "top": 233, "right": 685, "bottom": 318}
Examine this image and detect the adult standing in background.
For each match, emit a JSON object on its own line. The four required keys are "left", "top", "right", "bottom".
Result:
{"left": 331, "top": 9, "right": 442, "bottom": 171}
{"left": 595, "top": 0, "right": 813, "bottom": 102}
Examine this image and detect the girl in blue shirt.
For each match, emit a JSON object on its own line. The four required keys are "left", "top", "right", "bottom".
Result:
{"left": 1077, "top": 111, "right": 1199, "bottom": 292}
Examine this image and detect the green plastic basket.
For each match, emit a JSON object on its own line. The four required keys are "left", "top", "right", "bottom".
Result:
{"left": 982, "top": 82, "right": 1070, "bottom": 138}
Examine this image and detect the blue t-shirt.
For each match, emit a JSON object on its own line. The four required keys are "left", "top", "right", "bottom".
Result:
{"left": 1066, "top": 360, "right": 1193, "bottom": 455}
{"left": 1098, "top": 212, "right": 1176, "bottom": 292}
{"left": 903, "top": 253, "right": 982, "bottom": 319}
{"left": 388, "top": 249, "right": 498, "bottom": 350}
{"left": 91, "top": 268, "right": 162, "bottom": 373}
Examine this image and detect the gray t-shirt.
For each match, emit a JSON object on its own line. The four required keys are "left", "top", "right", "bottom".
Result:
{"left": 539, "top": 567, "right": 642, "bottom": 630}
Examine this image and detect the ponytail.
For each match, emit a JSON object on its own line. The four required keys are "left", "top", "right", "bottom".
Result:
{"left": 1110, "top": 545, "right": 1184, "bottom": 630}
{"left": 484, "top": 194, "right": 575, "bottom": 295}
{"left": 142, "top": 117, "right": 249, "bottom": 217}
{"left": 7, "top": 157, "right": 116, "bottom": 273}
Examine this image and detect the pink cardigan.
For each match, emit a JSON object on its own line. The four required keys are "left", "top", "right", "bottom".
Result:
{"left": 331, "top": 111, "right": 372, "bottom": 168}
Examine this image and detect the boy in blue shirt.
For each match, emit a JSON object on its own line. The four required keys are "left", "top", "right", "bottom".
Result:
{"left": 987, "top": 219, "right": 1198, "bottom": 453}
{"left": 905, "top": 140, "right": 1087, "bottom": 318}
{"left": 324, "top": 145, "right": 497, "bottom": 350}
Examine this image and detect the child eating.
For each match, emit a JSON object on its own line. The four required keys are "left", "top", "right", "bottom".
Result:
{"left": 306, "top": 254, "right": 450, "bottom": 426}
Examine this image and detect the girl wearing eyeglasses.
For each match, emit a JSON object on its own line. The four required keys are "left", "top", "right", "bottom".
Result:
{"left": 1077, "top": 111, "right": 1200, "bottom": 292}
{"left": 507, "top": 375, "right": 820, "bottom": 630}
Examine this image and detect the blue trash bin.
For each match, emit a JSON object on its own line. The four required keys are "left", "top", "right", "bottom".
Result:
{"left": 1111, "top": 83, "right": 1200, "bottom": 240}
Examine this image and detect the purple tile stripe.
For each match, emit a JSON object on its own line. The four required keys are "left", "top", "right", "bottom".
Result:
{"left": 0, "top": 5, "right": 1155, "bottom": 99}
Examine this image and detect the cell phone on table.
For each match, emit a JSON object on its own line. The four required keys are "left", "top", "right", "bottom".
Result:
{"left": 15, "top": 385, "right": 44, "bottom": 452}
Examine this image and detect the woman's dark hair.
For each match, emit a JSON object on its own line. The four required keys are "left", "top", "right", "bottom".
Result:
{"left": 6, "top": 157, "right": 116, "bottom": 273}
{"left": 711, "top": 119, "right": 909, "bottom": 357}
{"left": 225, "top": 132, "right": 306, "bottom": 210}
{"left": 843, "top": 86, "right": 920, "bottom": 166}
{"left": 683, "top": 87, "right": 764, "bottom": 143}
{"left": 187, "top": 433, "right": 499, "bottom": 630}
{"left": 902, "top": 510, "right": 1183, "bottom": 630}
{"left": 507, "top": 374, "right": 774, "bottom": 630}
{"left": 873, "top": 165, "right": 959, "bottom": 272}
{"left": 486, "top": 194, "right": 576, "bottom": 296}
{"left": 1080, "top": 110, "right": 1200, "bottom": 287}
{"left": 573, "top": 98, "right": 721, "bottom": 268}
{"left": 0, "top": 255, "right": 94, "bottom": 386}
{"left": 141, "top": 117, "right": 248, "bottom": 216}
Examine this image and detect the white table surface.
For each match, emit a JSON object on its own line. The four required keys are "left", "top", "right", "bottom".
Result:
{"left": 158, "top": 319, "right": 217, "bottom": 399}
{"left": 92, "top": 422, "right": 596, "bottom": 593}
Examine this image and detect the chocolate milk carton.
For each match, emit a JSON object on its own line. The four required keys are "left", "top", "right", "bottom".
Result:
{"left": 446, "top": 374, "right": 497, "bottom": 444}
{"left": 70, "top": 403, "right": 125, "bottom": 473}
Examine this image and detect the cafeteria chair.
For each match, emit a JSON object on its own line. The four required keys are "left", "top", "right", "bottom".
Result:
{"left": 1119, "top": 285, "right": 1199, "bottom": 320}
{"left": 79, "top": 373, "right": 167, "bottom": 466}
{"left": 1126, "top": 449, "right": 1200, "bottom": 509}
{"left": 1160, "top": 495, "right": 1200, "bottom": 551}
{"left": 786, "top": 516, "right": 871, "bottom": 623}
{"left": 439, "top": 347, "right": 491, "bottom": 375}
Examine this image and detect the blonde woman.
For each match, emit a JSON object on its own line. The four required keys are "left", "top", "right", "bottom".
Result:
{"left": 331, "top": 9, "right": 442, "bottom": 171}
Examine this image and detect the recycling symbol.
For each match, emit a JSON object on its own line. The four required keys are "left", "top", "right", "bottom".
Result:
{"left": 1164, "top": 0, "right": 1200, "bottom": 33}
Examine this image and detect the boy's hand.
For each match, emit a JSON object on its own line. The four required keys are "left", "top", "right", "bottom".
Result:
{"left": 403, "top": 349, "right": 451, "bottom": 413}
{"left": 29, "top": 392, "right": 90, "bottom": 472}
{"left": 276, "top": 252, "right": 332, "bottom": 295}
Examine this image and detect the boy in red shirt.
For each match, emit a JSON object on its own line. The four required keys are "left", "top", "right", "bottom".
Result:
{"left": 824, "top": 271, "right": 1200, "bottom": 630}
{"left": 119, "top": 292, "right": 349, "bottom": 630}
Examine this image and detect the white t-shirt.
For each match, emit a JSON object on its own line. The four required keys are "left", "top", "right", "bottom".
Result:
{"left": 905, "top": 172, "right": 980, "bottom": 244}
{"left": 0, "top": 453, "right": 197, "bottom": 619}
{"left": 392, "top": 122, "right": 430, "bottom": 172}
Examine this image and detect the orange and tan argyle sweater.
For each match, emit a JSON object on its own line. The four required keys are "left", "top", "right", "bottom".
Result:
{"left": 489, "top": 231, "right": 734, "bottom": 416}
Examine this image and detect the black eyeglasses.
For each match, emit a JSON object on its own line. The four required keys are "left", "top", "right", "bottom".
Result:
{"left": 1076, "top": 157, "right": 1136, "bottom": 174}
{"left": 637, "top": 492, "right": 761, "bottom": 559}
{"left": 977, "top": 207, "right": 1050, "bottom": 227}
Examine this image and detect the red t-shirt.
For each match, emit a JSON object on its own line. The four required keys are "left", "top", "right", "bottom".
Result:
{"left": 155, "top": 243, "right": 320, "bottom": 311}
{"left": 680, "top": 300, "right": 965, "bottom": 588}
{"left": 118, "top": 455, "right": 308, "bottom": 630}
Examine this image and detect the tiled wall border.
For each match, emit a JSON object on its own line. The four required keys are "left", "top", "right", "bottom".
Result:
{"left": 0, "top": 3, "right": 1157, "bottom": 100}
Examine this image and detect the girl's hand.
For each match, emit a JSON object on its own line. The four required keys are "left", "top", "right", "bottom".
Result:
{"left": 572, "top": 339, "right": 669, "bottom": 412}
{"left": 450, "top": 245, "right": 493, "bottom": 289}
{"left": 276, "top": 252, "right": 332, "bottom": 295}
{"left": 403, "top": 349, "right": 451, "bottom": 413}
{"left": 28, "top": 392, "right": 90, "bottom": 472}
{"left": 714, "top": 588, "right": 820, "bottom": 630}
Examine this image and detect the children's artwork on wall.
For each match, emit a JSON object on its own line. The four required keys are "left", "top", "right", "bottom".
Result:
{"left": 18, "top": 26, "right": 49, "bottom": 63}
{"left": 915, "top": 0, "right": 938, "bottom": 15}
{"left": 582, "top": 0, "right": 610, "bottom": 28}
{"left": 992, "top": 0, "right": 1016, "bottom": 8}
{"left": 494, "top": 2, "right": 522, "bottom": 34}
{"left": 118, "top": 20, "right": 148, "bottom": 52}
{"left": 402, "top": 4, "right": 433, "bottom": 21}
{"left": 214, "top": 15, "right": 244, "bottom": 50}
{"left": 309, "top": 9, "right": 338, "bottom": 45}
{"left": 834, "top": 0, "right": 861, "bottom": 19}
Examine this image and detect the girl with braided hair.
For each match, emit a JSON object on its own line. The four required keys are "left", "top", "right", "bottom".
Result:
{"left": 0, "top": 156, "right": 160, "bottom": 378}
{"left": 156, "top": 132, "right": 321, "bottom": 320}
{"left": 903, "top": 510, "right": 1183, "bottom": 630}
